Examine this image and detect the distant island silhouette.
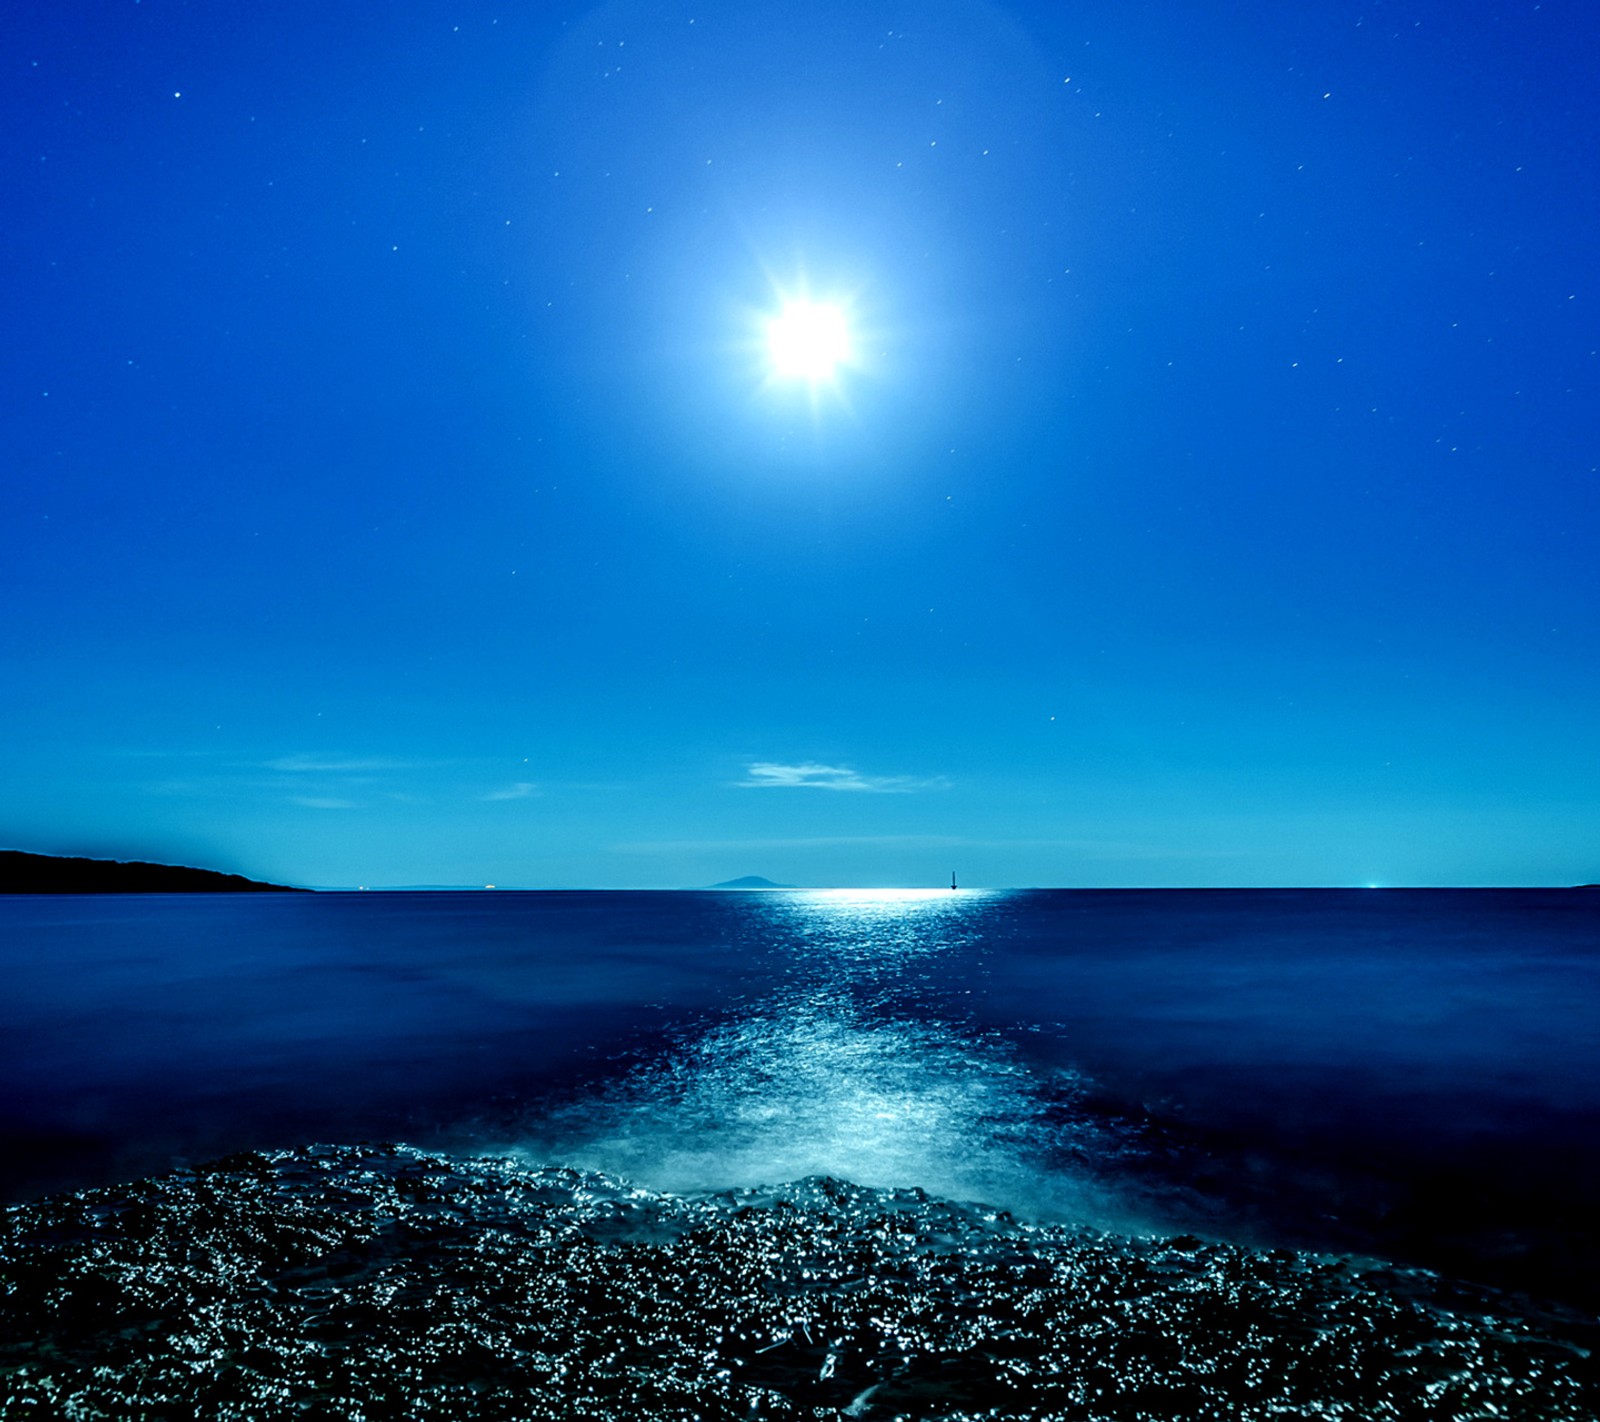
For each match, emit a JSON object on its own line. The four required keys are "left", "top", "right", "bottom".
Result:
{"left": 708, "top": 876, "right": 795, "bottom": 890}
{"left": 0, "top": 850, "right": 305, "bottom": 894}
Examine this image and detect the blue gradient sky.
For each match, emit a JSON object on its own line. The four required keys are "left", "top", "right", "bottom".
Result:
{"left": 5, "top": 0, "right": 1597, "bottom": 888}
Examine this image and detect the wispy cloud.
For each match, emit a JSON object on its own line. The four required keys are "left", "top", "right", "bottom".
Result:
{"left": 115, "top": 748, "right": 230, "bottom": 761}
{"left": 615, "top": 834, "right": 1254, "bottom": 860}
{"left": 616, "top": 834, "right": 969, "bottom": 855}
{"left": 736, "top": 761, "right": 949, "bottom": 793}
{"left": 266, "top": 755, "right": 411, "bottom": 774}
{"left": 289, "top": 796, "right": 361, "bottom": 810}
{"left": 481, "top": 782, "right": 540, "bottom": 802}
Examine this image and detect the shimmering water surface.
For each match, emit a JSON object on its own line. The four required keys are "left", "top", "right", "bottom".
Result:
{"left": 4, "top": 888, "right": 1600, "bottom": 1416}
{"left": 3, "top": 887, "right": 1596, "bottom": 1308}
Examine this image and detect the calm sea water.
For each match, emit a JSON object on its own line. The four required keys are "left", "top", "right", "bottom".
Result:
{"left": 3, "top": 887, "right": 1597, "bottom": 1307}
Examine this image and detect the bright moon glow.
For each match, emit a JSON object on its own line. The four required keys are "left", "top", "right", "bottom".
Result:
{"left": 766, "top": 301, "right": 851, "bottom": 380}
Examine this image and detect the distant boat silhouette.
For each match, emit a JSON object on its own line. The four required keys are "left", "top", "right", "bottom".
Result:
{"left": 951, "top": 871, "right": 957, "bottom": 891}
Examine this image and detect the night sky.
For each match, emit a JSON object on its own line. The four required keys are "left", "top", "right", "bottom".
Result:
{"left": 5, "top": 0, "right": 1597, "bottom": 889}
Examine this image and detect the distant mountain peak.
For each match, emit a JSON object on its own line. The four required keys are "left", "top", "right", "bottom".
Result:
{"left": 708, "top": 875, "right": 795, "bottom": 890}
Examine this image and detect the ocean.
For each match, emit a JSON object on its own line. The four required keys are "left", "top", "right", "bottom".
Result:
{"left": 2, "top": 887, "right": 1597, "bottom": 1417}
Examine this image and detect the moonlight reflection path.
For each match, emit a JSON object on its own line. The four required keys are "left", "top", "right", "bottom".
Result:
{"left": 514, "top": 891, "right": 1138, "bottom": 1225}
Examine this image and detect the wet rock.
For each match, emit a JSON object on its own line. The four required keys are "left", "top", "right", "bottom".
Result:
{"left": 1, "top": 1142, "right": 1594, "bottom": 1419}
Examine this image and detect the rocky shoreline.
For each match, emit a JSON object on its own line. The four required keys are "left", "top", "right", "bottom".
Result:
{"left": 2, "top": 1142, "right": 1595, "bottom": 1419}
{"left": 0, "top": 850, "right": 304, "bottom": 894}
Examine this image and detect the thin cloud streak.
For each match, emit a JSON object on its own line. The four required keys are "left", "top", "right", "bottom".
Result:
{"left": 614, "top": 835, "right": 1254, "bottom": 860}
{"left": 736, "top": 761, "right": 949, "bottom": 793}
{"left": 266, "top": 755, "right": 414, "bottom": 774}
{"left": 481, "top": 782, "right": 540, "bottom": 802}
{"left": 615, "top": 835, "right": 970, "bottom": 855}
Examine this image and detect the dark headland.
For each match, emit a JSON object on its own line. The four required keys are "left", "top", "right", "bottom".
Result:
{"left": 0, "top": 850, "right": 306, "bottom": 894}
{"left": 708, "top": 875, "right": 795, "bottom": 889}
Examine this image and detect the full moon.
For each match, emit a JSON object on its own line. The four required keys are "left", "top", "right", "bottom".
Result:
{"left": 766, "top": 300, "right": 851, "bottom": 381}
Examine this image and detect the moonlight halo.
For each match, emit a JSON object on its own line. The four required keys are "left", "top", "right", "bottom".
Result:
{"left": 766, "top": 299, "right": 852, "bottom": 381}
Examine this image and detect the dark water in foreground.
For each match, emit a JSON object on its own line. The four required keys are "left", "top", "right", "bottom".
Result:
{"left": 2, "top": 888, "right": 1597, "bottom": 1416}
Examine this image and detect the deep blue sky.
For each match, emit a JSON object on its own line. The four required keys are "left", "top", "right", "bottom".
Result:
{"left": 5, "top": 0, "right": 1597, "bottom": 888}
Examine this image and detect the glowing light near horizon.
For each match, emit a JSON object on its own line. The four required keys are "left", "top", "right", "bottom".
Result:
{"left": 766, "top": 300, "right": 851, "bottom": 381}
